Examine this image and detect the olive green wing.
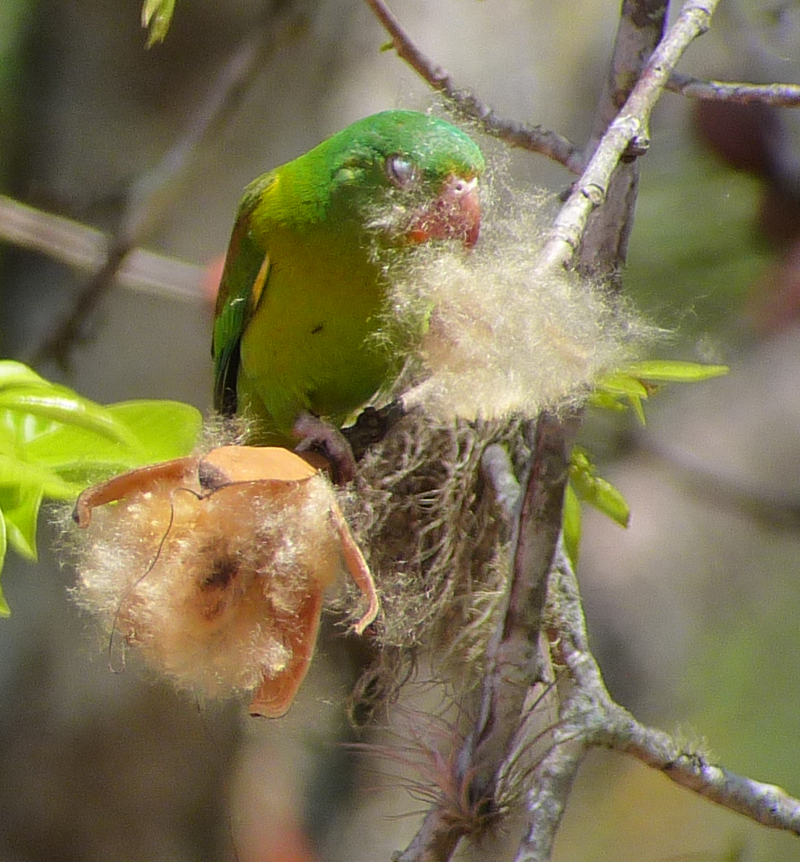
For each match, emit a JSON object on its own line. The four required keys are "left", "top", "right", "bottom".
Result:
{"left": 212, "top": 180, "right": 274, "bottom": 415}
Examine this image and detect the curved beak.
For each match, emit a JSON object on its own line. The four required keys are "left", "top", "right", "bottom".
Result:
{"left": 407, "top": 174, "right": 481, "bottom": 249}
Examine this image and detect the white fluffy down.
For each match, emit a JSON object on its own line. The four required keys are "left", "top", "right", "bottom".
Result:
{"left": 387, "top": 188, "right": 649, "bottom": 420}
{"left": 73, "top": 473, "right": 340, "bottom": 701}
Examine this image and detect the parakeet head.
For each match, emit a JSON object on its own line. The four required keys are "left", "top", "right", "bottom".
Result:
{"left": 247, "top": 110, "right": 485, "bottom": 249}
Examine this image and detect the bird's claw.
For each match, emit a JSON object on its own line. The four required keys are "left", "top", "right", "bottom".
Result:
{"left": 292, "top": 413, "right": 357, "bottom": 484}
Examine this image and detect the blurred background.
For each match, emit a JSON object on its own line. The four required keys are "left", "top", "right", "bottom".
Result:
{"left": 2, "top": 0, "right": 800, "bottom": 860}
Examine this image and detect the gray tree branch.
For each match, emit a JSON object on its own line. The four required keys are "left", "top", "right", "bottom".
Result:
{"left": 668, "top": 72, "right": 800, "bottom": 106}
{"left": 535, "top": 549, "right": 800, "bottom": 838}
{"left": 0, "top": 194, "right": 205, "bottom": 304}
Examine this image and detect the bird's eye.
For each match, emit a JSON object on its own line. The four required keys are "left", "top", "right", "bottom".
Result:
{"left": 386, "top": 155, "right": 418, "bottom": 188}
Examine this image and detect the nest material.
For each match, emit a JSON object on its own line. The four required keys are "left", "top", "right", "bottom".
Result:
{"left": 341, "top": 409, "right": 532, "bottom": 701}
{"left": 65, "top": 453, "right": 345, "bottom": 716}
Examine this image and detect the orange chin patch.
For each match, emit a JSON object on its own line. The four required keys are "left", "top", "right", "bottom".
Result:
{"left": 406, "top": 174, "right": 481, "bottom": 249}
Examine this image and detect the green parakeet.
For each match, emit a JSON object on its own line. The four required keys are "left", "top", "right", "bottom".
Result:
{"left": 212, "top": 110, "right": 485, "bottom": 448}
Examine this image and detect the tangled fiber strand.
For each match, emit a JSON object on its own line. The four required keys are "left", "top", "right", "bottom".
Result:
{"left": 339, "top": 410, "right": 532, "bottom": 707}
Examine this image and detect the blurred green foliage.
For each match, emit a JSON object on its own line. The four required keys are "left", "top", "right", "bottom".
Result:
{"left": 626, "top": 148, "right": 772, "bottom": 334}
{"left": 0, "top": 0, "right": 34, "bottom": 189}
{"left": 141, "top": 0, "right": 177, "bottom": 47}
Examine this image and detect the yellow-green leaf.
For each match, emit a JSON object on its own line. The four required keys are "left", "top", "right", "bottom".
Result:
{"left": 0, "top": 361, "right": 50, "bottom": 390}
{"left": 141, "top": 0, "right": 176, "bottom": 47}
{"left": 24, "top": 400, "right": 202, "bottom": 482}
{"left": 596, "top": 372, "right": 650, "bottom": 400}
{"left": 589, "top": 475, "right": 630, "bottom": 528}
{"left": 1, "top": 483, "right": 43, "bottom": 561}
{"left": 0, "top": 361, "right": 203, "bottom": 615}
{"left": 0, "top": 388, "right": 142, "bottom": 451}
{"left": 562, "top": 481, "right": 582, "bottom": 568}
{"left": 569, "top": 448, "right": 630, "bottom": 528}
{"left": 587, "top": 391, "right": 629, "bottom": 413}
{"left": 0, "top": 509, "right": 8, "bottom": 617}
{"left": 624, "top": 360, "right": 729, "bottom": 382}
{"left": 629, "top": 393, "right": 646, "bottom": 425}
{"left": 0, "top": 453, "right": 80, "bottom": 500}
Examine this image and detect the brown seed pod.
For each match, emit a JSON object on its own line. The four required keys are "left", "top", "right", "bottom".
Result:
{"left": 72, "top": 446, "right": 379, "bottom": 718}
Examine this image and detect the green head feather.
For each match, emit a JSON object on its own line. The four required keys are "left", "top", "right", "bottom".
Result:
{"left": 243, "top": 110, "right": 485, "bottom": 230}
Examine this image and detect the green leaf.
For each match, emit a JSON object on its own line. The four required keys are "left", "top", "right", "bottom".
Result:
{"left": 592, "top": 360, "right": 728, "bottom": 425}
{"left": 587, "top": 474, "right": 630, "bottom": 528}
{"left": 0, "top": 453, "right": 80, "bottom": 500}
{"left": 0, "top": 360, "right": 53, "bottom": 390}
{"left": 0, "top": 387, "right": 142, "bottom": 451}
{"left": 569, "top": 447, "right": 630, "bottom": 529}
{"left": 24, "top": 400, "right": 202, "bottom": 484}
{"left": 104, "top": 401, "right": 202, "bottom": 462}
{"left": 587, "top": 391, "right": 630, "bottom": 413}
{"left": 0, "top": 509, "right": 8, "bottom": 617}
{"left": 0, "top": 483, "right": 43, "bottom": 561}
{"left": 0, "top": 414, "right": 22, "bottom": 456}
{"left": 596, "top": 372, "right": 650, "bottom": 400}
{"left": 623, "top": 359, "right": 729, "bottom": 383}
{"left": 562, "top": 481, "right": 582, "bottom": 568}
{"left": 141, "top": 0, "right": 176, "bottom": 46}
{"left": 0, "top": 361, "right": 203, "bottom": 616}
{"left": 0, "top": 406, "right": 59, "bottom": 450}
{"left": 629, "top": 394, "right": 646, "bottom": 426}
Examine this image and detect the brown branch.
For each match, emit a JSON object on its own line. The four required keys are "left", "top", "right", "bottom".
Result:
{"left": 395, "top": 415, "right": 568, "bottom": 862}
{"left": 586, "top": 0, "right": 670, "bottom": 152}
{"left": 362, "top": 0, "right": 583, "bottom": 173}
{"left": 30, "top": 0, "right": 304, "bottom": 369}
{"left": 578, "top": 0, "right": 668, "bottom": 278}
{"left": 668, "top": 72, "right": 800, "bottom": 106}
{"left": 536, "top": 0, "right": 720, "bottom": 275}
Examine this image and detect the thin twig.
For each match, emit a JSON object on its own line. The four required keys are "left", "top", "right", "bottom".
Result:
{"left": 578, "top": 0, "right": 668, "bottom": 278}
{"left": 395, "top": 415, "right": 567, "bottom": 862}
{"left": 543, "top": 549, "right": 800, "bottom": 835}
{"left": 0, "top": 194, "right": 205, "bottom": 303}
{"left": 30, "top": 0, "right": 305, "bottom": 369}
{"left": 536, "top": 0, "right": 720, "bottom": 275}
{"left": 668, "top": 72, "right": 800, "bottom": 106}
{"left": 362, "top": 0, "right": 583, "bottom": 173}
{"left": 480, "top": 443, "right": 522, "bottom": 522}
